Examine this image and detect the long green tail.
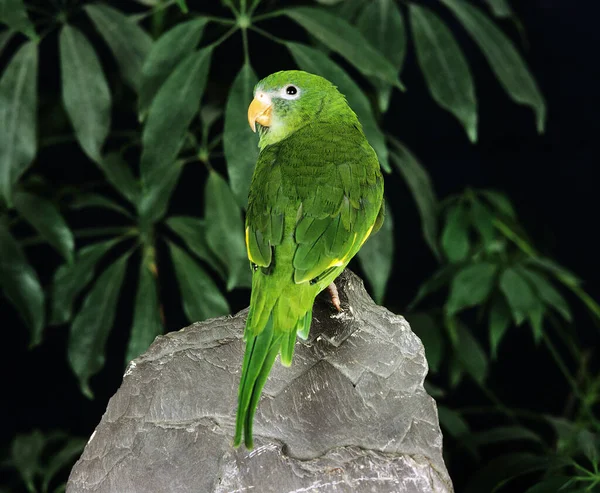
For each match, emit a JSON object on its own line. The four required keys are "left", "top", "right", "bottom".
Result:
{"left": 234, "top": 314, "right": 281, "bottom": 448}
{"left": 234, "top": 309, "right": 313, "bottom": 448}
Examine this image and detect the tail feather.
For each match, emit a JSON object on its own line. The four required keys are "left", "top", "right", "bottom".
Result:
{"left": 234, "top": 314, "right": 282, "bottom": 448}
{"left": 280, "top": 328, "right": 297, "bottom": 367}
{"left": 297, "top": 310, "right": 313, "bottom": 340}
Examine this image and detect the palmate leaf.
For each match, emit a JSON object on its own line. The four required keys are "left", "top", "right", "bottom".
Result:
{"left": 223, "top": 63, "right": 259, "bottom": 207}
{"left": 204, "top": 171, "right": 248, "bottom": 290}
{"left": 140, "top": 47, "right": 212, "bottom": 192}
{"left": 356, "top": 0, "right": 406, "bottom": 112}
{"left": 484, "top": 0, "right": 513, "bottom": 18}
{"left": 357, "top": 202, "right": 393, "bottom": 303}
{"left": 0, "top": 219, "right": 44, "bottom": 346}
{"left": 50, "top": 238, "right": 120, "bottom": 326}
{"left": 454, "top": 322, "right": 488, "bottom": 384}
{"left": 98, "top": 152, "right": 140, "bottom": 205}
{"left": 0, "top": 0, "right": 36, "bottom": 39}
{"left": 441, "top": 0, "right": 546, "bottom": 132}
{"left": 71, "top": 192, "right": 134, "bottom": 219}
{"left": 59, "top": 25, "right": 111, "bottom": 163}
{"left": 85, "top": 4, "right": 152, "bottom": 91}
{"left": 174, "top": 0, "right": 188, "bottom": 13}
{"left": 470, "top": 197, "right": 497, "bottom": 249}
{"left": 389, "top": 141, "right": 439, "bottom": 257}
{"left": 126, "top": 247, "right": 163, "bottom": 363}
{"left": 489, "top": 295, "right": 512, "bottom": 358}
{"left": 437, "top": 406, "right": 470, "bottom": 439}
{"left": 464, "top": 453, "right": 565, "bottom": 493}
{"left": 519, "top": 267, "right": 572, "bottom": 322}
{"left": 10, "top": 430, "right": 44, "bottom": 493}
{"left": 14, "top": 191, "right": 74, "bottom": 263}
{"left": 137, "top": 160, "right": 183, "bottom": 226}
{"left": 410, "top": 4, "right": 477, "bottom": 142}
{"left": 0, "top": 28, "right": 14, "bottom": 56}
{"left": 168, "top": 241, "right": 229, "bottom": 323}
{"left": 446, "top": 262, "right": 497, "bottom": 316}
{"left": 480, "top": 189, "right": 516, "bottom": 218}
{"left": 499, "top": 267, "right": 538, "bottom": 326}
{"left": 284, "top": 7, "right": 403, "bottom": 89}
{"left": 139, "top": 18, "right": 208, "bottom": 115}
{"left": 441, "top": 203, "right": 470, "bottom": 263}
{"left": 409, "top": 264, "right": 458, "bottom": 310}
{"left": 68, "top": 254, "right": 128, "bottom": 398}
{"left": 288, "top": 42, "right": 390, "bottom": 172}
{"left": 0, "top": 41, "right": 37, "bottom": 205}
{"left": 166, "top": 216, "right": 227, "bottom": 281}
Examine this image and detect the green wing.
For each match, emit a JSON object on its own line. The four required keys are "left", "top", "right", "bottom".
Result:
{"left": 246, "top": 122, "right": 383, "bottom": 288}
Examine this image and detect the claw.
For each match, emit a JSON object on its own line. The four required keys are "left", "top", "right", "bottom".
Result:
{"left": 327, "top": 282, "right": 342, "bottom": 312}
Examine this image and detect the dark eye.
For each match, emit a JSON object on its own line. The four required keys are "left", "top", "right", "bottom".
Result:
{"left": 285, "top": 85, "right": 298, "bottom": 95}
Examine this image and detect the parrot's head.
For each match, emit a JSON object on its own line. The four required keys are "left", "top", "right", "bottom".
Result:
{"left": 248, "top": 70, "right": 358, "bottom": 148}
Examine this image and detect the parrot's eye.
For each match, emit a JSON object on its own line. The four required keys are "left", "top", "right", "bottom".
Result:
{"left": 280, "top": 85, "right": 300, "bottom": 100}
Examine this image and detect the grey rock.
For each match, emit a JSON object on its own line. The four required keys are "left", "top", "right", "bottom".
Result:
{"left": 67, "top": 270, "right": 453, "bottom": 493}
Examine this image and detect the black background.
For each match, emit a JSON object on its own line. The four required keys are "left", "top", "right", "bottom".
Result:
{"left": 1, "top": 0, "right": 598, "bottom": 490}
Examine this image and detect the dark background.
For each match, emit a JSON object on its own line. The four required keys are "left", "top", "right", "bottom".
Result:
{"left": 1, "top": 0, "right": 598, "bottom": 489}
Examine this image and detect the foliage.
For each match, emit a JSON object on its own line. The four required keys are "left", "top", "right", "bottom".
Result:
{"left": 0, "top": 0, "right": 596, "bottom": 491}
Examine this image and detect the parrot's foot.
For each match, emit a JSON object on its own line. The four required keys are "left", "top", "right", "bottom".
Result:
{"left": 327, "top": 283, "right": 342, "bottom": 312}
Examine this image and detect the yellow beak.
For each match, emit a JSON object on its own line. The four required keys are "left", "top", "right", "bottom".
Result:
{"left": 248, "top": 97, "right": 272, "bottom": 132}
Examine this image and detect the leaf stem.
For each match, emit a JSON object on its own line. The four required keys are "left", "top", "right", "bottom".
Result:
{"left": 206, "top": 26, "right": 238, "bottom": 50}
{"left": 242, "top": 26, "right": 250, "bottom": 65}
{"left": 249, "top": 25, "right": 286, "bottom": 45}
{"left": 252, "top": 11, "right": 284, "bottom": 22}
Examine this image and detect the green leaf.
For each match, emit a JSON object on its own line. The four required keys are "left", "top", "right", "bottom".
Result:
{"left": 437, "top": 406, "right": 469, "bottom": 438}
{"left": 204, "top": 171, "right": 248, "bottom": 290}
{"left": 389, "top": 142, "right": 439, "bottom": 257}
{"left": 525, "top": 256, "right": 581, "bottom": 287}
{"left": 0, "top": 41, "right": 38, "bottom": 205}
{"left": 0, "top": 220, "right": 44, "bottom": 345}
{"left": 0, "top": 28, "right": 15, "bottom": 56}
{"left": 287, "top": 42, "right": 390, "bottom": 172}
{"left": 59, "top": 25, "right": 111, "bottom": 163}
{"left": 470, "top": 197, "right": 496, "bottom": 249}
{"left": 446, "top": 262, "right": 497, "bottom": 316}
{"left": 71, "top": 192, "right": 134, "bottom": 219}
{"left": 168, "top": 241, "right": 230, "bottom": 322}
{"left": 285, "top": 7, "right": 403, "bottom": 89}
{"left": 488, "top": 295, "right": 512, "bottom": 359}
{"left": 480, "top": 189, "right": 516, "bottom": 218}
{"left": 166, "top": 216, "right": 227, "bottom": 280}
{"left": 520, "top": 268, "right": 573, "bottom": 322}
{"left": 454, "top": 322, "right": 488, "bottom": 384}
{"left": 499, "top": 267, "right": 537, "bottom": 325}
{"left": 126, "top": 247, "right": 163, "bottom": 363}
{"left": 98, "top": 152, "right": 140, "bottom": 205}
{"left": 449, "top": 353, "right": 464, "bottom": 388}
{"left": 11, "top": 430, "right": 44, "bottom": 493}
{"left": 441, "top": 203, "right": 470, "bottom": 263}
{"left": 50, "top": 239, "right": 119, "bottom": 325}
{"left": 85, "top": 4, "right": 152, "bottom": 91}
{"left": 357, "top": 203, "right": 393, "bottom": 303}
{"left": 223, "top": 62, "right": 259, "bottom": 207}
{"left": 523, "top": 478, "right": 573, "bottom": 493}
{"left": 471, "top": 426, "right": 543, "bottom": 446}
{"left": 175, "top": 0, "right": 188, "bottom": 13}
{"left": 139, "top": 18, "right": 207, "bottom": 115}
{"left": 14, "top": 190, "right": 74, "bottom": 262}
{"left": 137, "top": 160, "right": 183, "bottom": 226}
{"left": 577, "top": 429, "right": 598, "bottom": 465}
{"left": 356, "top": 0, "right": 406, "bottom": 111}
{"left": 409, "top": 264, "right": 457, "bottom": 310}
{"left": 407, "top": 312, "right": 444, "bottom": 373}
{"left": 140, "top": 47, "right": 212, "bottom": 191}
{"left": 464, "top": 453, "right": 559, "bottom": 493}
{"left": 441, "top": 0, "right": 546, "bottom": 132}
{"left": 484, "top": 0, "right": 513, "bottom": 18}
{"left": 41, "top": 437, "right": 86, "bottom": 493}
{"left": 68, "top": 254, "right": 128, "bottom": 398}
{"left": 0, "top": 0, "right": 36, "bottom": 39}
{"left": 410, "top": 4, "right": 477, "bottom": 142}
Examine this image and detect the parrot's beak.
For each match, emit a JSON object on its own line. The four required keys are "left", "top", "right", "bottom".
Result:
{"left": 248, "top": 93, "right": 272, "bottom": 132}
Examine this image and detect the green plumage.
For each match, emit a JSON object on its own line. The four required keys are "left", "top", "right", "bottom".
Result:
{"left": 234, "top": 71, "right": 384, "bottom": 448}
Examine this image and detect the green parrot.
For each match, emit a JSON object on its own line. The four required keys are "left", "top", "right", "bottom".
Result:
{"left": 234, "top": 70, "right": 384, "bottom": 449}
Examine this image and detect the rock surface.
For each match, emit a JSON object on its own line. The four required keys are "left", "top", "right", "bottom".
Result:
{"left": 67, "top": 270, "right": 453, "bottom": 493}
